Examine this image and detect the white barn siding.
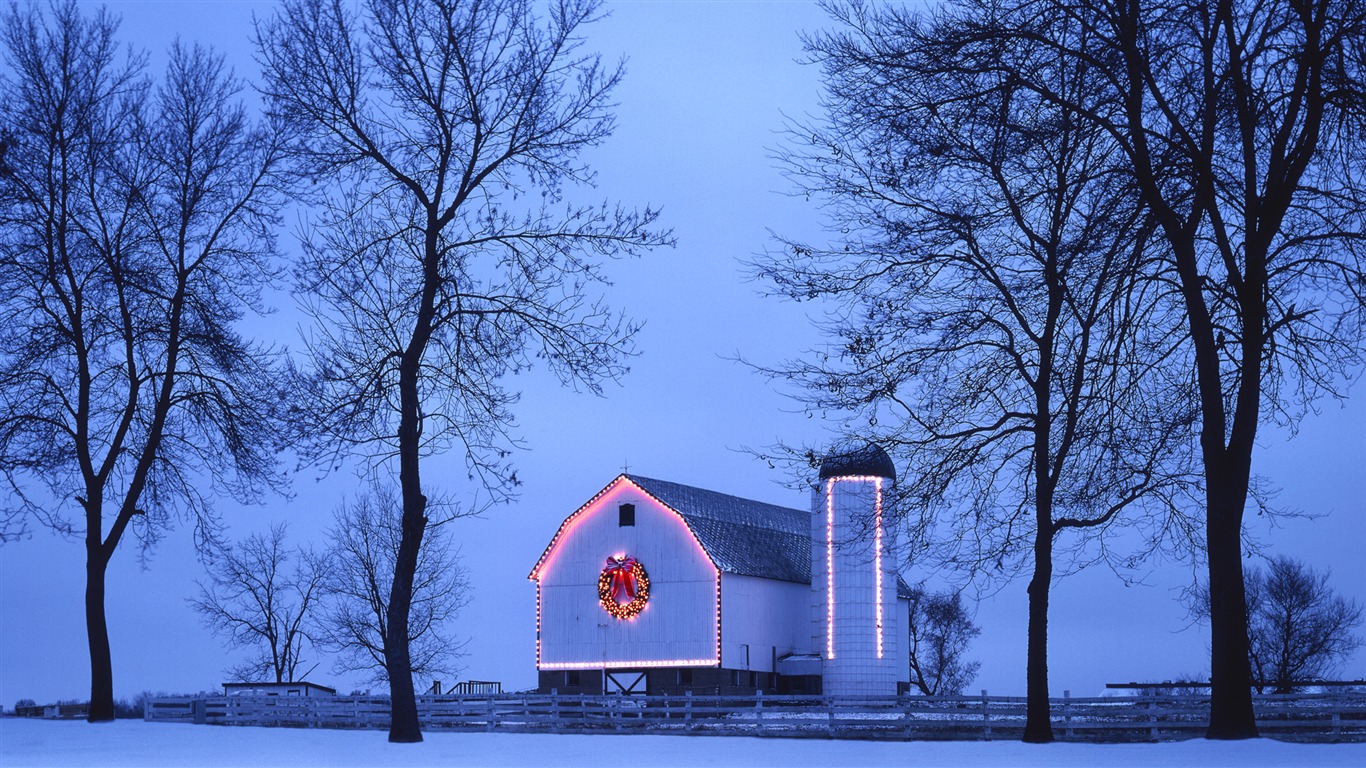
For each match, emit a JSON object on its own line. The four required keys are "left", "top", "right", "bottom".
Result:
{"left": 719, "top": 574, "right": 813, "bottom": 672}
{"left": 535, "top": 480, "right": 718, "bottom": 669}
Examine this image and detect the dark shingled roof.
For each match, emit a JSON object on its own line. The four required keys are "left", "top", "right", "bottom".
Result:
{"left": 627, "top": 474, "right": 912, "bottom": 598}
{"left": 628, "top": 475, "right": 810, "bottom": 584}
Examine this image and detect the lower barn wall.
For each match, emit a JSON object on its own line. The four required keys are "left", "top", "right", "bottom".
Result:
{"left": 719, "top": 574, "right": 813, "bottom": 673}
{"left": 537, "top": 669, "right": 605, "bottom": 696}
{"left": 537, "top": 668, "right": 821, "bottom": 696}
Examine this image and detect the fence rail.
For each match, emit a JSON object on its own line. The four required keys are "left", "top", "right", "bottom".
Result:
{"left": 144, "top": 690, "right": 1366, "bottom": 741}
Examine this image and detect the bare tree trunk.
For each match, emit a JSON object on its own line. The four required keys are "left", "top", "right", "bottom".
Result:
{"left": 85, "top": 540, "right": 114, "bottom": 722}
{"left": 1023, "top": 522, "right": 1054, "bottom": 743}
{"left": 1205, "top": 461, "right": 1258, "bottom": 738}
{"left": 1184, "top": 227, "right": 1263, "bottom": 737}
{"left": 386, "top": 432, "right": 427, "bottom": 739}
{"left": 384, "top": 503, "right": 423, "bottom": 742}
{"left": 385, "top": 224, "right": 439, "bottom": 743}
{"left": 387, "top": 369, "right": 428, "bottom": 742}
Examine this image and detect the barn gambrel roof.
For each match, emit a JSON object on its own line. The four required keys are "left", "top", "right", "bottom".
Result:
{"left": 530, "top": 473, "right": 912, "bottom": 597}
{"left": 627, "top": 474, "right": 812, "bottom": 584}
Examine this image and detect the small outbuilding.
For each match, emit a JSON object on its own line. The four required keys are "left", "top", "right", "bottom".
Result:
{"left": 222, "top": 681, "right": 337, "bottom": 697}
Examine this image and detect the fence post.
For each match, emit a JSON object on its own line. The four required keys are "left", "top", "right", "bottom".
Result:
{"left": 981, "top": 689, "right": 991, "bottom": 739}
{"left": 903, "top": 694, "right": 914, "bottom": 738}
{"left": 1063, "top": 690, "right": 1072, "bottom": 739}
{"left": 1147, "top": 696, "right": 1158, "bottom": 739}
{"left": 827, "top": 696, "right": 835, "bottom": 736}
{"left": 755, "top": 690, "right": 764, "bottom": 735}
{"left": 685, "top": 690, "right": 693, "bottom": 731}
{"left": 550, "top": 689, "right": 559, "bottom": 732}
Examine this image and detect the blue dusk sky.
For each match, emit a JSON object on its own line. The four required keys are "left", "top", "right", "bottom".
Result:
{"left": 1, "top": 0, "right": 1363, "bottom": 707}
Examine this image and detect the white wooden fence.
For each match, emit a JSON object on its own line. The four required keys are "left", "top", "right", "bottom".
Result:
{"left": 144, "top": 690, "right": 1366, "bottom": 740}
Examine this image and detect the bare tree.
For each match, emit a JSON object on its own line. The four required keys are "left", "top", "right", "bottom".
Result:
{"left": 906, "top": 586, "right": 981, "bottom": 697}
{"left": 933, "top": 0, "right": 1366, "bottom": 737}
{"left": 755, "top": 1, "right": 1196, "bottom": 742}
{"left": 0, "top": 3, "right": 289, "bottom": 721}
{"left": 1192, "top": 556, "right": 1364, "bottom": 693}
{"left": 255, "top": 0, "right": 669, "bottom": 741}
{"left": 1247, "top": 559, "right": 1364, "bottom": 693}
{"left": 190, "top": 524, "right": 328, "bottom": 684}
{"left": 315, "top": 481, "right": 469, "bottom": 688}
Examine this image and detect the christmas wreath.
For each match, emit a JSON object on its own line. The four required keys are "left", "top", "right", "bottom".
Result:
{"left": 599, "top": 555, "right": 650, "bottom": 620}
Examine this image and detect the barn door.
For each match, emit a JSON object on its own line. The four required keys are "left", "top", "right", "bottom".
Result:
{"left": 604, "top": 670, "right": 647, "bottom": 695}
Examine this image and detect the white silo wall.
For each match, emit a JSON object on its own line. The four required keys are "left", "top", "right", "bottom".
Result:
{"left": 813, "top": 477, "right": 903, "bottom": 696}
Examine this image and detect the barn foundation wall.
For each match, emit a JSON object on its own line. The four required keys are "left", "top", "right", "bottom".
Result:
{"left": 536, "top": 668, "right": 822, "bottom": 696}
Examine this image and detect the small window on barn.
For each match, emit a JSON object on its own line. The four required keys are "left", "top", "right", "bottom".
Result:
{"left": 677, "top": 669, "right": 692, "bottom": 686}
{"left": 729, "top": 669, "right": 739, "bottom": 686}
{"left": 618, "top": 503, "right": 635, "bottom": 527}
{"left": 566, "top": 670, "right": 581, "bottom": 686}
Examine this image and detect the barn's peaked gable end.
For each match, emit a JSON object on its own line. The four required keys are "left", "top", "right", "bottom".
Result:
{"left": 531, "top": 474, "right": 723, "bottom": 676}
{"left": 528, "top": 474, "right": 719, "bottom": 582}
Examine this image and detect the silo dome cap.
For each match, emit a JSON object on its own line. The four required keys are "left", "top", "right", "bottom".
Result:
{"left": 818, "top": 441, "right": 896, "bottom": 482}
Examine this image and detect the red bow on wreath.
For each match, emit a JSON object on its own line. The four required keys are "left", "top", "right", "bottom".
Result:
{"left": 603, "top": 556, "right": 639, "bottom": 603}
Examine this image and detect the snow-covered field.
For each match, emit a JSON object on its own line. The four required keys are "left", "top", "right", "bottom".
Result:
{"left": 2, "top": 718, "right": 1363, "bottom": 767}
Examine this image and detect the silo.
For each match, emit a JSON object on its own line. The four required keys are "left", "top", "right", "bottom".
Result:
{"left": 811, "top": 442, "right": 902, "bottom": 696}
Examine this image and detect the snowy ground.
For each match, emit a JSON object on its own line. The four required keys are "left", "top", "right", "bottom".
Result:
{"left": 2, "top": 718, "right": 1364, "bottom": 768}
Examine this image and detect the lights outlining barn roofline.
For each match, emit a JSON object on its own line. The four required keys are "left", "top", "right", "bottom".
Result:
{"left": 528, "top": 474, "right": 717, "bottom": 582}
{"left": 824, "top": 475, "right": 888, "bottom": 662}
{"left": 528, "top": 475, "right": 629, "bottom": 582}
{"left": 538, "top": 657, "right": 719, "bottom": 671}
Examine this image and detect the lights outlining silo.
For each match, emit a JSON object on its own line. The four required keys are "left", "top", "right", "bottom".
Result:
{"left": 814, "top": 442, "right": 901, "bottom": 696}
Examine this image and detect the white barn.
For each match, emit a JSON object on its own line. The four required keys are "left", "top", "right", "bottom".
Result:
{"left": 528, "top": 444, "right": 912, "bottom": 696}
